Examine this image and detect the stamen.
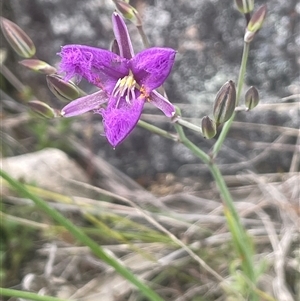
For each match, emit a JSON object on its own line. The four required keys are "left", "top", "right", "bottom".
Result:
{"left": 130, "top": 86, "right": 135, "bottom": 101}
{"left": 112, "top": 78, "right": 122, "bottom": 96}
{"left": 112, "top": 70, "right": 138, "bottom": 107}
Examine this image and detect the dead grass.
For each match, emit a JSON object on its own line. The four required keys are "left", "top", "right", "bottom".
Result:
{"left": 1, "top": 96, "right": 300, "bottom": 300}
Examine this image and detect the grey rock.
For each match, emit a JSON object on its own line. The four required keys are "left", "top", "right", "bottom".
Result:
{"left": 1, "top": 148, "right": 90, "bottom": 196}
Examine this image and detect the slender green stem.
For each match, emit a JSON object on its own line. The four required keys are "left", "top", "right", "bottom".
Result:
{"left": 173, "top": 108, "right": 210, "bottom": 164}
{"left": 0, "top": 288, "right": 67, "bottom": 301}
{"left": 175, "top": 116, "right": 203, "bottom": 135}
{"left": 138, "top": 119, "right": 178, "bottom": 141}
{"left": 212, "top": 42, "right": 250, "bottom": 158}
{"left": 183, "top": 139, "right": 257, "bottom": 299}
{"left": 0, "top": 170, "right": 165, "bottom": 301}
{"left": 235, "top": 43, "right": 251, "bottom": 107}
{"left": 137, "top": 25, "right": 150, "bottom": 48}
{"left": 173, "top": 118, "right": 258, "bottom": 299}
{"left": 174, "top": 120, "right": 245, "bottom": 238}
{"left": 152, "top": 109, "right": 256, "bottom": 291}
{"left": 175, "top": 125, "right": 210, "bottom": 164}
{"left": 208, "top": 163, "right": 255, "bottom": 281}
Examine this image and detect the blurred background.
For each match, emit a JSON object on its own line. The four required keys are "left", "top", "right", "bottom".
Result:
{"left": 1, "top": 0, "right": 299, "bottom": 300}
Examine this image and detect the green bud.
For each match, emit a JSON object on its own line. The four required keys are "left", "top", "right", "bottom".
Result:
{"left": 113, "top": 0, "right": 142, "bottom": 26}
{"left": 234, "top": 0, "right": 254, "bottom": 14}
{"left": 213, "top": 80, "right": 236, "bottom": 124}
{"left": 46, "top": 74, "right": 80, "bottom": 102}
{"left": 245, "top": 86, "right": 259, "bottom": 110}
{"left": 202, "top": 116, "right": 217, "bottom": 139}
{"left": 19, "top": 59, "right": 56, "bottom": 75}
{"left": 28, "top": 100, "right": 60, "bottom": 118}
{"left": 0, "top": 17, "right": 36, "bottom": 58}
{"left": 244, "top": 5, "right": 267, "bottom": 43}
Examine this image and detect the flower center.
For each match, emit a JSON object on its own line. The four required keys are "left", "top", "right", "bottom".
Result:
{"left": 112, "top": 70, "right": 140, "bottom": 107}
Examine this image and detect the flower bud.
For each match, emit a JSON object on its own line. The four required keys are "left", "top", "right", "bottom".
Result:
{"left": 46, "top": 74, "right": 80, "bottom": 102}
{"left": 245, "top": 86, "right": 259, "bottom": 110}
{"left": 244, "top": 5, "right": 267, "bottom": 43}
{"left": 234, "top": 0, "right": 254, "bottom": 14}
{"left": 0, "top": 17, "right": 36, "bottom": 58}
{"left": 28, "top": 100, "right": 60, "bottom": 118}
{"left": 113, "top": 0, "right": 142, "bottom": 27}
{"left": 213, "top": 80, "right": 236, "bottom": 124}
{"left": 202, "top": 116, "right": 217, "bottom": 139}
{"left": 19, "top": 59, "right": 56, "bottom": 75}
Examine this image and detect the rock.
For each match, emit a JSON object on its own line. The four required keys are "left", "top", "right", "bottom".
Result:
{"left": 1, "top": 148, "right": 90, "bottom": 196}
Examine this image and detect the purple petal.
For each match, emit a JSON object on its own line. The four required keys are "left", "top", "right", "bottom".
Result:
{"left": 112, "top": 12, "right": 134, "bottom": 59}
{"left": 58, "top": 45, "right": 129, "bottom": 93}
{"left": 130, "top": 48, "right": 176, "bottom": 93}
{"left": 61, "top": 90, "right": 108, "bottom": 117}
{"left": 149, "top": 90, "right": 175, "bottom": 117}
{"left": 100, "top": 96, "right": 145, "bottom": 147}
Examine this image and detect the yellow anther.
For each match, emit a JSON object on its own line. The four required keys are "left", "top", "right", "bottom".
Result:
{"left": 112, "top": 70, "right": 138, "bottom": 107}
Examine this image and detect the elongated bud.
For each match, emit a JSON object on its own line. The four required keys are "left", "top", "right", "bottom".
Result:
{"left": 213, "top": 80, "right": 236, "bottom": 124}
{"left": 47, "top": 74, "right": 80, "bottom": 102}
{"left": 113, "top": 0, "right": 142, "bottom": 26}
{"left": 202, "top": 116, "right": 217, "bottom": 139}
{"left": 245, "top": 86, "right": 259, "bottom": 110}
{"left": 234, "top": 0, "right": 254, "bottom": 14}
{"left": 28, "top": 100, "right": 61, "bottom": 118}
{"left": 0, "top": 17, "right": 36, "bottom": 58}
{"left": 19, "top": 59, "right": 56, "bottom": 75}
{"left": 244, "top": 5, "right": 267, "bottom": 43}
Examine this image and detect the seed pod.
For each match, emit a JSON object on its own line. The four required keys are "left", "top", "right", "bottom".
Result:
{"left": 234, "top": 0, "right": 254, "bottom": 14}
{"left": 202, "top": 116, "right": 217, "bottom": 139}
{"left": 47, "top": 74, "right": 80, "bottom": 102}
{"left": 244, "top": 5, "right": 267, "bottom": 43}
{"left": 28, "top": 100, "right": 60, "bottom": 118}
{"left": 113, "top": 0, "right": 142, "bottom": 26}
{"left": 245, "top": 86, "right": 259, "bottom": 110}
{"left": 0, "top": 17, "right": 36, "bottom": 58}
{"left": 213, "top": 80, "right": 236, "bottom": 124}
{"left": 19, "top": 59, "right": 56, "bottom": 75}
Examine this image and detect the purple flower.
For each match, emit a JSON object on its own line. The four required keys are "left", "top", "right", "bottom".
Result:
{"left": 59, "top": 12, "right": 176, "bottom": 147}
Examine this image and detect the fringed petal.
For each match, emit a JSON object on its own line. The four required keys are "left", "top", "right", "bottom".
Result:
{"left": 100, "top": 96, "right": 145, "bottom": 147}
{"left": 58, "top": 45, "right": 129, "bottom": 93}
{"left": 112, "top": 12, "right": 134, "bottom": 59}
{"left": 130, "top": 47, "right": 176, "bottom": 93}
{"left": 61, "top": 90, "right": 108, "bottom": 117}
{"left": 149, "top": 90, "right": 175, "bottom": 117}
